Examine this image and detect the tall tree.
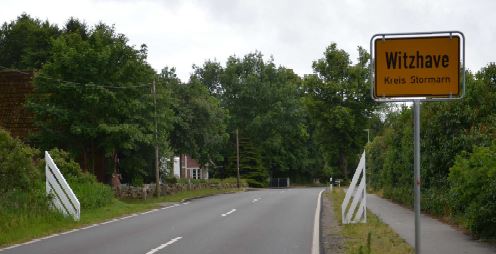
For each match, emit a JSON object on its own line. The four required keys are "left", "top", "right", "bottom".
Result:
{"left": 27, "top": 20, "right": 169, "bottom": 182}
{"left": 0, "top": 13, "right": 60, "bottom": 70}
{"left": 192, "top": 52, "right": 319, "bottom": 183}
{"left": 304, "top": 43, "right": 375, "bottom": 178}
{"left": 167, "top": 66, "right": 228, "bottom": 167}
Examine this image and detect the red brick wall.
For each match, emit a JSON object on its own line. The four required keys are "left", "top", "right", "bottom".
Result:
{"left": 0, "top": 70, "right": 35, "bottom": 140}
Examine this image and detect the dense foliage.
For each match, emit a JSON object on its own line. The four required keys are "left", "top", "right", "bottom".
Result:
{"left": 1, "top": 14, "right": 381, "bottom": 186}
{"left": 304, "top": 44, "right": 375, "bottom": 179}
{"left": 0, "top": 128, "right": 112, "bottom": 235}
{"left": 0, "top": 127, "right": 113, "bottom": 210}
{"left": 0, "top": 13, "right": 60, "bottom": 70}
{"left": 367, "top": 63, "right": 496, "bottom": 238}
{"left": 0, "top": 128, "right": 41, "bottom": 194}
{"left": 449, "top": 144, "right": 496, "bottom": 238}
{"left": 191, "top": 52, "right": 333, "bottom": 185}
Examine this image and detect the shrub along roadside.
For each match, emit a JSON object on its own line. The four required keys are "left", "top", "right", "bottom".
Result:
{"left": 0, "top": 128, "right": 54, "bottom": 244}
{"left": 0, "top": 128, "right": 41, "bottom": 195}
{"left": 448, "top": 144, "right": 496, "bottom": 238}
{"left": 0, "top": 128, "right": 246, "bottom": 247}
{"left": 0, "top": 128, "right": 115, "bottom": 245}
{"left": 365, "top": 64, "right": 496, "bottom": 239}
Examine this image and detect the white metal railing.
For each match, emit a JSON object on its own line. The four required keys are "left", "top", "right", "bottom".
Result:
{"left": 45, "top": 151, "right": 80, "bottom": 221}
{"left": 341, "top": 151, "right": 366, "bottom": 224}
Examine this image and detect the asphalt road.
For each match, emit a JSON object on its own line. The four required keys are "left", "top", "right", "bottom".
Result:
{"left": 1, "top": 188, "right": 324, "bottom": 254}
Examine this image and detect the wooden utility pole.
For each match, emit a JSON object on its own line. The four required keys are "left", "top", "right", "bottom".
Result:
{"left": 236, "top": 128, "right": 240, "bottom": 189}
{"left": 153, "top": 80, "right": 160, "bottom": 197}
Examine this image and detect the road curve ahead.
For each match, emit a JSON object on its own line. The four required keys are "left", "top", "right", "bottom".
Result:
{"left": 1, "top": 188, "right": 324, "bottom": 254}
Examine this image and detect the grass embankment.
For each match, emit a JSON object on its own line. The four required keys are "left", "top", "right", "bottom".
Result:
{"left": 0, "top": 188, "right": 241, "bottom": 247}
{"left": 328, "top": 188, "right": 413, "bottom": 254}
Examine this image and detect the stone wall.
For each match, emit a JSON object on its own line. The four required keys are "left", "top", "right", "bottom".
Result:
{"left": 118, "top": 182, "right": 245, "bottom": 199}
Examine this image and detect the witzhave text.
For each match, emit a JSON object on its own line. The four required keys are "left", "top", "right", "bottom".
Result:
{"left": 385, "top": 51, "right": 449, "bottom": 69}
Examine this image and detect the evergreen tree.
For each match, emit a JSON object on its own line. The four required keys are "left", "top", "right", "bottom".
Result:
{"left": 226, "top": 136, "right": 267, "bottom": 187}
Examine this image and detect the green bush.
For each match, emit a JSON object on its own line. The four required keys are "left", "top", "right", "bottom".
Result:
{"left": 0, "top": 128, "right": 52, "bottom": 234}
{"left": 422, "top": 185, "right": 450, "bottom": 216}
{"left": 0, "top": 128, "right": 41, "bottom": 194}
{"left": 449, "top": 144, "right": 496, "bottom": 238}
{"left": 70, "top": 180, "right": 113, "bottom": 209}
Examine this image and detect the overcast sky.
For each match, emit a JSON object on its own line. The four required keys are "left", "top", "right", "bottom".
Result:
{"left": 1, "top": 0, "right": 494, "bottom": 82}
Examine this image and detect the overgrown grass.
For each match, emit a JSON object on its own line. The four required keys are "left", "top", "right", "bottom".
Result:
{"left": 329, "top": 188, "right": 413, "bottom": 254}
{"left": 0, "top": 187, "right": 242, "bottom": 247}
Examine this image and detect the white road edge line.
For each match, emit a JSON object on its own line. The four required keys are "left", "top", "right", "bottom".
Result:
{"left": 120, "top": 214, "right": 137, "bottom": 220}
{"left": 221, "top": 209, "right": 237, "bottom": 217}
{"left": 312, "top": 189, "right": 324, "bottom": 254}
{"left": 59, "top": 228, "right": 79, "bottom": 235}
{"left": 81, "top": 224, "right": 98, "bottom": 230}
{"left": 0, "top": 244, "right": 21, "bottom": 252}
{"left": 161, "top": 204, "right": 179, "bottom": 210}
{"left": 145, "top": 236, "right": 182, "bottom": 254}
{"left": 99, "top": 218, "right": 118, "bottom": 225}
{"left": 140, "top": 208, "right": 159, "bottom": 215}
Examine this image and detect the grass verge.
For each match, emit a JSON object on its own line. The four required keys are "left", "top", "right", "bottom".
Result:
{"left": 0, "top": 188, "right": 241, "bottom": 247}
{"left": 329, "top": 188, "right": 413, "bottom": 254}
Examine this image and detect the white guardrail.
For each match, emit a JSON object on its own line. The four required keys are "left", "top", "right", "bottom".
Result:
{"left": 341, "top": 151, "right": 366, "bottom": 224}
{"left": 45, "top": 151, "right": 80, "bottom": 221}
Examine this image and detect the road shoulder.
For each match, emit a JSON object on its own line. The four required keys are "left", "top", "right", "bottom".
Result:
{"left": 321, "top": 190, "right": 345, "bottom": 254}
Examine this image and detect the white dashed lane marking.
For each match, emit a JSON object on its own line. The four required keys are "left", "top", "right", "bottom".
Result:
{"left": 144, "top": 237, "right": 182, "bottom": 254}
{"left": 221, "top": 209, "right": 237, "bottom": 217}
{"left": 251, "top": 197, "right": 261, "bottom": 203}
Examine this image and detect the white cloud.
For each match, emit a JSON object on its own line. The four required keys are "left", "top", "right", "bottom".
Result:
{"left": 1, "top": 0, "right": 494, "bottom": 81}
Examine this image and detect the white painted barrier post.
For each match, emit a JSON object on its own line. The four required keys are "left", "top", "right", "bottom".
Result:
{"left": 341, "top": 151, "right": 366, "bottom": 224}
{"left": 45, "top": 151, "right": 80, "bottom": 221}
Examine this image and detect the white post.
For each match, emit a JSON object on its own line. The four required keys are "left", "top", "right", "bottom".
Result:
{"left": 341, "top": 151, "right": 367, "bottom": 224}
{"left": 45, "top": 151, "right": 80, "bottom": 221}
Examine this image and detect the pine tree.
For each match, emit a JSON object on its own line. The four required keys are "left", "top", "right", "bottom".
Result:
{"left": 226, "top": 136, "right": 268, "bottom": 187}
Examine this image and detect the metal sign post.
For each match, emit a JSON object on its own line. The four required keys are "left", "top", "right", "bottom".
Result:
{"left": 414, "top": 100, "right": 421, "bottom": 254}
{"left": 370, "top": 31, "right": 465, "bottom": 254}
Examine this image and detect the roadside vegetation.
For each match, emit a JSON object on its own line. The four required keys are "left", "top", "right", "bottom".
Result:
{"left": 327, "top": 188, "right": 413, "bottom": 254}
{"left": 366, "top": 63, "right": 496, "bottom": 239}
{"left": 0, "top": 128, "right": 243, "bottom": 247}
